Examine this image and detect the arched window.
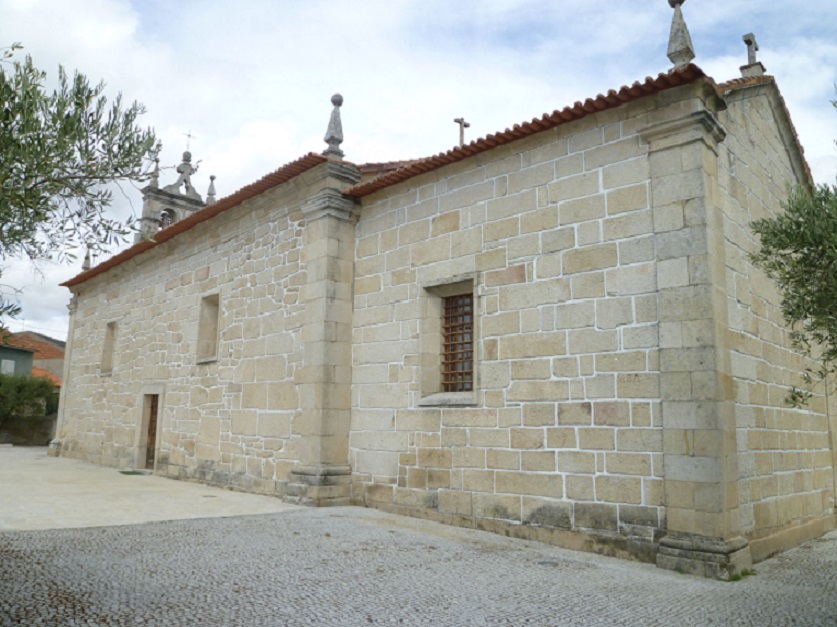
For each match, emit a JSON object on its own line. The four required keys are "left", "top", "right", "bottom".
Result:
{"left": 159, "top": 209, "right": 176, "bottom": 229}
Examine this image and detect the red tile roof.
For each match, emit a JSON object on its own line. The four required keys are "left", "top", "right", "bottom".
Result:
{"left": 31, "top": 367, "right": 61, "bottom": 386}
{"left": 346, "top": 64, "right": 708, "bottom": 198}
{"left": 9, "top": 337, "right": 64, "bottom": 359}
{"left": 6, "top": 334, "right": 65, "bottom": 360}
{"left": 60, "top": 64, "right": 811, "bottom": 290}
{"left": 62, "top": 152, "right": 330, "bottom": 288}
{"left": 717, "top": 74, "right": 775, "bottom": 92}
{"left": 12, "top": 331, "right": 65, "bottom": 350}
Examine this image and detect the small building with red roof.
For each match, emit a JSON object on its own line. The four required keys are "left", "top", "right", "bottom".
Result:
{"left": 6, "top": 331, "right": 65, "bottom": 385}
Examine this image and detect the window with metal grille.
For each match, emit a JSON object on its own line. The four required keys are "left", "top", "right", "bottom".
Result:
{"left": 442, "top": 293, "right": 474, "bottom": 392}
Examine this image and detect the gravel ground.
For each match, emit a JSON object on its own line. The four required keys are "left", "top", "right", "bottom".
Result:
{"left": 2, "top": 506, "right": 836, "bottom": 626}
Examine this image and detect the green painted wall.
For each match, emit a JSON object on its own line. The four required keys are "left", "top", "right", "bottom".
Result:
{"left": 0, "top": 346, "right": 34, "bottom": 377}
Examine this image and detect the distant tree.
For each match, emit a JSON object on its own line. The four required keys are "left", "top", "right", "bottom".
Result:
{"left": 0, "top": 43, "right": 160, "bottom": 324}
{"left": 0, "top": 372, "right": 57, "bottom": 431}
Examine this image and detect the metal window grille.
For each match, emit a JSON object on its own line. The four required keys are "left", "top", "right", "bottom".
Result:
{"left": 442, "top": 293, "right": 474, "bottom": 392}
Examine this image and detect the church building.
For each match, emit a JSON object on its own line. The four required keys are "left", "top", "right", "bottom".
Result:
{"left": 52, "top": 3, "right": 836, "bottom": 578}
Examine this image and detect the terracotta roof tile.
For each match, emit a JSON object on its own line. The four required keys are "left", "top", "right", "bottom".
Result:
{"left": 62, "top": 64, "right": 812, "bottom": 290}
{"left": 716, "top": 74, "right": 775, "bottom": 92}
{"left": 62, "top": 153, "right": 330, "bottom": 288}
{"left": 346, "top": 65, "right": 708, "bottom": 198}
{"left": 6, "top": 334, "right": 65, "bottom": 360}
{"left": 12, "top": 331, "right": 65, "bottom": 349}
{"left": 31, "top": 367, "right": 61, "bottom": 386}
{"left": 0, "top": 332, "right": 64, "bottom": 359}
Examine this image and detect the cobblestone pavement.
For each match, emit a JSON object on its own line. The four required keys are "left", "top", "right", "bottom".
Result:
{"left": 2, "top": 506, "right": 836, "bottom": 626}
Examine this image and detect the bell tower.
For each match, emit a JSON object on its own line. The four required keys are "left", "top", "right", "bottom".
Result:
{"left": 135, "top": 152, "right": 217, "bottom": 242}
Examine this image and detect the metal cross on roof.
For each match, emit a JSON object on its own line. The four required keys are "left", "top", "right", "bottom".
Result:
{"left": 454, "top": 117, "right": 470, "bottom": 148}
{"left": 184, "top": 130, "right": 196, "bottom": 151}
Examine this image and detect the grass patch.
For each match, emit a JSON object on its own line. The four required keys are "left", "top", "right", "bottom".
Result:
{"left": 728, "top": 568, "right": 757, "bottom": 582}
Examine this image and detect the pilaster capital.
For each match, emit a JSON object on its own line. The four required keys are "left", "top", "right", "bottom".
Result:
{"left": 301, "top": 187, "right": 357, "bottom": 222}
{"left": 324, "top": 160, "right": 362, "bottom": 185}
{"left": 640, "top": 110, "right": 726, "bottom": 154}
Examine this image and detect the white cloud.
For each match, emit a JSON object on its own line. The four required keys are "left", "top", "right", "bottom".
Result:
{"left": 1, "top": 0, "right": 836, "bottom": 340}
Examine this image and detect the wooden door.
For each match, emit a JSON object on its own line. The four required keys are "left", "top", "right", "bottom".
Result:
{"left": 145, "top": 395, "right": 158, "bottom": 469}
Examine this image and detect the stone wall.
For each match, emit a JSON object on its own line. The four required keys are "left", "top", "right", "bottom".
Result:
{"left": 718, "top": 85, "right": 836, "bottom": 560}
{"left": 350, "top": 95, "right": 666, "bottom": 558}
{"left": 56, "top": 165, "right": 338, "bottom": 495}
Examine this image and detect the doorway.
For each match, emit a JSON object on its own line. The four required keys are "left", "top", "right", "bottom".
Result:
{"left": 144, "top": 394, "right": 159, "bottom": 470}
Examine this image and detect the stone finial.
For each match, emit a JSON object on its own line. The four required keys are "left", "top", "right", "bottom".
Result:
{"left": 81, "top": 247, "right": 92, "bottom": 271}
{"left": 667, "top": 0, "right": 695, "bottom": 70}
{"left": 150, "top": 158, "right": 160, "bottom": 189}
{"left": 740, "top": 33, "right": 766, "bottom": 78}
{"left": 206, "top": 175, "right": 217, "bottom": 205}
{"left": 454, "top": 117, "right": 470, "bottom": 148}
{"left": 323, "top": 93, "right": 344, "bottom": 159}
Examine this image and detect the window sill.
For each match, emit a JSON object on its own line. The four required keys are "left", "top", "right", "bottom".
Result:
{"left": 196, "top": 356, "right": 218, "bottom": 365}
{"left": 419, "top": 391, "right": 476, "bottom": 407}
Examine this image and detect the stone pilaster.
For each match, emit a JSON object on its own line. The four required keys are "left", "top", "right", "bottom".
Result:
{"left": 285, "top": 162, "right": 360, "bottom": 506}
{"left": 641, "top": 84, "right": 753, "bottom": 578}
{"left": 49, "top": 296, "right": 78, "bottom": 457}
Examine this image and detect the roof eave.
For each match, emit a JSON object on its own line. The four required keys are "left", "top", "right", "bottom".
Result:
{"left": 62, "top": 152, "right": 332, "bottom": 289}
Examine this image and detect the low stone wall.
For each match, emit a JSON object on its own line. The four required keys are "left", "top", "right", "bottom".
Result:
{"left": 0, "top": 414, "right": 57, "bottom": 446}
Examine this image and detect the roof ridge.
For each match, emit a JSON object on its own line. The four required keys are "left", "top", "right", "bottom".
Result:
{"left": 358, "top": 160, "right": 422, "bottom": 172}
{"left": 716, "top": 74, "right": 775, "bottom": 92}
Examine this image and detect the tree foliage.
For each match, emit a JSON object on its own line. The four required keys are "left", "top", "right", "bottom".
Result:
{"left": 0, "top": 372, "right": 57, "bottom": 431}
{"left": 0, "top": 44, "right": 160, "bottom": 323}
{"left": 750, "top": 183, "right": 837, "bottom": 406}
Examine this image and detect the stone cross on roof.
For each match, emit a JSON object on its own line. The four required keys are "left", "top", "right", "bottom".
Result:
{"left": 323, "top": 94, "right": 344, "bottom": 159}
{"left": 743, "top": 33, "right": 759, "bottom": 65}
{"left": 667, "top": 0, "right": 695, "bottom": 70}
{"left": 454, "top": 117, "right": 470, "bottom": 148}
{"left": 740, "top": 32, "right": 766, "bottom": 77}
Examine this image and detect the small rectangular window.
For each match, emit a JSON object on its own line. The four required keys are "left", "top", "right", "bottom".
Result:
{"left": 197, "top": 293, "right": 220, "bottom": 362}
{"left": 1, "top": 359, "right": 15, "bottom": 375}
{"left": 442, "top": 293, "right": 474, "bottom": 392}
{"left": 101, "top": 321, "right": 116, "bottom": 374}
{"left": 419, "top": 277, "right": 478, "bottom": 406}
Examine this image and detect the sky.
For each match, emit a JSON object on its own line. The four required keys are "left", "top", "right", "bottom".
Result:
{"left": 1, "top": 0, "right": 836, "bottom": 342}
